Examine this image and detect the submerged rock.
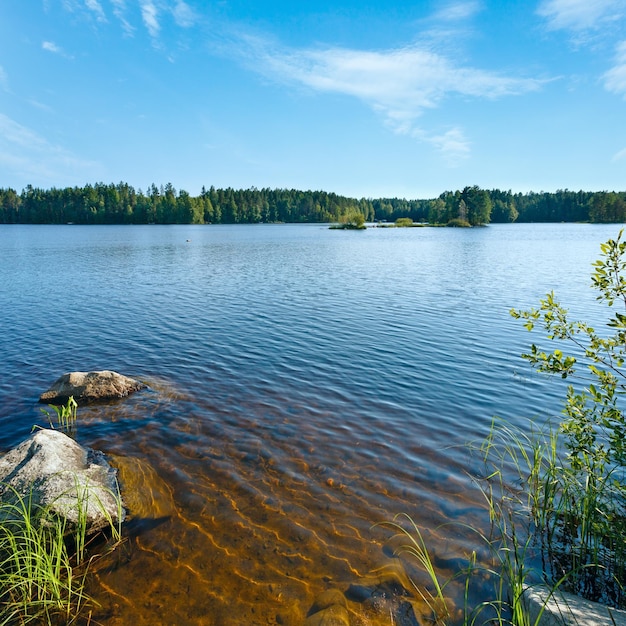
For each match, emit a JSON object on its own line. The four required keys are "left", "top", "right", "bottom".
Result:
{"left": 346, "top": 573, "right": 423, "bottom": 626}
{"left": 0, "top": 429, "right": 125, "bottom": 534}
{"left": 305, "top": 589, "right": 350, "bottom": 626}
{"left": 109, "top": 454, "right": 175, "bottom": 521}
{"left": 39, "top": 370, "right": 146, "bottom": 405}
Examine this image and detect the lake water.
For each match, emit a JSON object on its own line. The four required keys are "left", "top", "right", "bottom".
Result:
{"left": 0, "top": 223, "right": 620, "bottom": 625}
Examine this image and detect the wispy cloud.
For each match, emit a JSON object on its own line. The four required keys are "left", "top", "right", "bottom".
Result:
{"left": 432, "top": 1, "right": 482, "bottom": 22}
{"left": 59, "top": 0, "right": 107, "bottom": 23}
{"left": 240, "top": 35, "right": 545, "bottom": 157}
{"left": 604, "top": 40, "right": 626, "bottom": 96}
{"left": 42, "top": 41, "right": 62, "bottom": 54}
{"left": 111, "top": 0, "right": 134, "bottom": 35}
{"left": 229, "top": 35, "right": 547, "bottom": 163}
{"left": 424, "top": 127, "right": 471, "bottom": 165}
{"left": 141, "top": 0, "right": 160, "bottom": 38}
{"left": 84, "top": 0, "right": 106, "bottom": 22}
{"left": 42, "top": 40, "right": 75, "bottom": 59}
{"left": 173, "top": 0, "right": 195, "bottom": 28}
{"left": 27, "top": 99, "right": 54, "bottom": 113}
{"left": 537, "top": 0, "right": 626, "bottom": 31}
{"left": 55, "top": 0, "right": 198, "bottom": 42}
{"left": 0, "top": 113, "right": 100, "bottom": 183}
{"left": 0, "top": 114, "right": 51, "bottom": 151}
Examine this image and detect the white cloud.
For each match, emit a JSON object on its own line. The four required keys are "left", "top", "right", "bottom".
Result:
{"left": 110, "top": 0, "right": 134, "bottom": 35}
{"left": 59, "top": 0, "right": 107, "bottom": 23}
{"left": 140, "top": 0, "right": 160, "bottom": 38}
{"left": 0, "top": 113, "right": 100, "bottom": 183}
{"left": 42, "top": 40, "right": 75, "bottom": 59}
{"left": 245, "top": 37, "right": 545, "bottom": 142}
{"left": 42, "top": 41, "right": 62, "bottom": 54}
{"left": 537, "top": 0, "right": 626, "bottom": 30}
{"left": 424, "top": 127, "right": 471, "bottom": 164}
{"left": 84, "top": 0, "right": 106, "bottom": 21}
{"left": 173, "top": 0, "right": 195, "bottom": 28}
{"left": 604, "top": 40, "right": 626, "bottom": 96}
{"left": 42, "top": 40, "right": 76, "bottom": 60}
{"left": 433, "top": 1, "right": 482, "bottom": 22}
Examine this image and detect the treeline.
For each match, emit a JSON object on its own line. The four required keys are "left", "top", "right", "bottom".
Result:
{"left": 0, "top": 183, "right": 625, "bottom": 225}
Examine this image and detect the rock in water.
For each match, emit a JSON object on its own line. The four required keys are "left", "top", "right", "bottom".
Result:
{"left": 0, "top": 429, "right": 125, "bottom": 534}
{"left": 39, "top": 370, "right": 146, "bottom": 405}
{"left": 305, "top": 589, "right": 351, "bottom": 626}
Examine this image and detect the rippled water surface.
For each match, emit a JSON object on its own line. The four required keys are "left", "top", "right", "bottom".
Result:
{"left": 0, "top": 223, "right": 620, "bottom": 624}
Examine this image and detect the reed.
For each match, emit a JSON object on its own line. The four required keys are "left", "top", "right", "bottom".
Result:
{"left": 377, "top": 513, "right": 452, "bottom": 625}
{"left": 477, "top": 411, "right": 626, "bottom": 606}
{"left": 380, "top": 510, "right": 546, "bottom": 626}
{"left": 40, "top": 397, "right": 78, "bottom": 439}
{"left": 381, "top": 416, "right": 616, "bottom": 625}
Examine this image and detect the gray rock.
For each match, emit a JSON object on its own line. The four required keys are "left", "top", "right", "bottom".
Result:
{"left": 524, "top": 585, "right": 626, "bottom": 626}
{"left": 39, "top": 370, "right": 146, "bottom": 405}
{"left": 0, "top": 429, "right": 125, "bottom": 534}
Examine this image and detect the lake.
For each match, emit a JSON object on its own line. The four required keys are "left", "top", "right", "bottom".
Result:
{"left": 0, "top": 222, "right": 620, "bottom": 625}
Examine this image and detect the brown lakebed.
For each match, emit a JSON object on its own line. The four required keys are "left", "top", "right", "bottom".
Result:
{"left": 80, "top": 387, "right": 487, "bottom": 625}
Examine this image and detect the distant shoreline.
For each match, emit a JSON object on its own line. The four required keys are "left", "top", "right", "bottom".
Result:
{"left": 1, "top": 184, "right": 625, "bottom": 225}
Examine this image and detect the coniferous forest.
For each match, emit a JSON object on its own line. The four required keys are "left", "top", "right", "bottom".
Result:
{"left": 0, "top": 182, "right": 625, "bottom": 225}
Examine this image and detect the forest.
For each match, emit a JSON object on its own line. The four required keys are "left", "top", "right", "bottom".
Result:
{"left": 0, "top": 183, "right": 625, "bottom": 225}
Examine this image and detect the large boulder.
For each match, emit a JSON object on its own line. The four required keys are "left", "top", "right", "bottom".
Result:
{"left": 39, "top": 370, "right": 146, "bottom": 405}
{"left": 0, "top": 429, "right": 125, "bottom": 534}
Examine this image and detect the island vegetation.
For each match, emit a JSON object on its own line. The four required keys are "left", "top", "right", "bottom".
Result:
{"left": 0, "top": 183, "right": 625, "bottom": 225}
{"left": 329, "top": 210, "right": 367, "bottom": 229}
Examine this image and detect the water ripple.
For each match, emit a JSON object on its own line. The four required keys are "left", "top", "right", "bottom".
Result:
{"left": 0, "top": 223, "right": 618, "bottom": 624}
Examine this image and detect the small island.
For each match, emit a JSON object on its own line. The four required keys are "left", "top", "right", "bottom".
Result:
{"left": 329, "top": 210, "right": 367, "bottom": 229}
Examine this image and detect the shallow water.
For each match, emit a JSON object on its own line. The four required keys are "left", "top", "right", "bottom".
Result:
{"left": 0, "top": 222, "right": 619, "bottom": 624}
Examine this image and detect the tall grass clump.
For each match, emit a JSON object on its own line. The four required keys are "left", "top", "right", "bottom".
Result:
{"left": 378, "top": 514, "right": 453, "bottom": 625}
{"left": 380, "top": 502, "right": 552, "bottom": 626}
{"left": 0, "top": 482, "right": 122, "bottom": 625}
{"left": 383, "top": 231, "right": 626, "bottom": 623}
{"left": 0, "top": 486, "right": 87, "bottom": 625}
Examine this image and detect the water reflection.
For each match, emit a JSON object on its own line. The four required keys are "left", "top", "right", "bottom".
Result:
{"left": 0, "top": 223, "right": 620, "bottom": 624}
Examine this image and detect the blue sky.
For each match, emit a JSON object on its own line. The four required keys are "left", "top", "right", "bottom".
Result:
{"left": 1, "top": 0, "right": 626, "bottom": 199}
